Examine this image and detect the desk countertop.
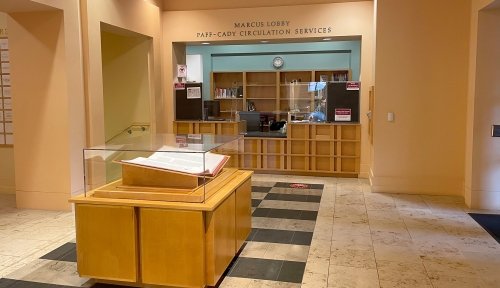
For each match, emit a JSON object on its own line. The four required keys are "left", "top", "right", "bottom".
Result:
{"left": 243, "top": 131, "right": 287, "bottom": 138}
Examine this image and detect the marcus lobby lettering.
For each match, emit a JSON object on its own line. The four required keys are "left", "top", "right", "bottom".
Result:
{"left": 196, "top": 20, "right": 332, "bottom": 39}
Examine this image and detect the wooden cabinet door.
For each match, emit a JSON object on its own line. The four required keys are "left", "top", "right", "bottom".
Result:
{"left": 75, "top": 204, "right": 138, "bottom": 282}
{"left": 140, "top": 208, "right": 205, "bottom": 287}
{"left": 205, "top": 193, "right": 236, "bottom": 286}
{"left": 235, "top": 179, "right": 252, "bottom": 250}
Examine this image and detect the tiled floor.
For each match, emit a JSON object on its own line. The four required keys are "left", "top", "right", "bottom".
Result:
{"left": 1, "top": 174, "right": 500, "bottom": 288}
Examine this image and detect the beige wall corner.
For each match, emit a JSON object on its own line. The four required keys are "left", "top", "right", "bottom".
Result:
{"left": 16, "top": 190, "right": 71, "bottom": 211}
{"left": 83, "top": 0, "right": 163, "bottom": 145}
{"left": 8, "top": 0, "right": 86, "bottom": 210}
{"left": 466, "top": 1, "right": 500, "bottom": 209}
{"left": 0, "top": 148, "right": 15, "bottom": 194}
{"left": 0, "top": 13, "right": 14, "bottom": 195}
{"left": 372, "top": 0, "right": 470, "bottom": 196}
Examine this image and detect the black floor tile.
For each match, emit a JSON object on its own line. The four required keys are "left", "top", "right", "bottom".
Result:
{"left": 265, "top": 193, "right": 309, "bottom": 202}
{"left": 264, "top": 193, "right": 322, "bottom": 203}
{"left": 40, "top": 242, "right": 77, "bottom": 262}
{"left": 0, "top": 279, "right": 77, "bottom": 288}
{"left": 469, "top": 213, "right": 500, "bottom": 243}
{"left": 246, "top": 228, "right": 258, "bottom": 241}
{"left": 252, "top": 199, "right": 262, "bottom": 207}
{"left": 277, "top": 261, "right": 306, "bottom": 283}
{"left": 255, "top": 208, "right": 316, "bottom": 221}
{"left": 0, "top": 279, "right": 16, "bottom": 288}
{"left": 291, "top": 231, "right": 313, "bottom": 245}
{"left": 306, "top": 195, "right": 322, "bottom": 203}
{"left": 300, "top": 210, "right": 318, "bottom": 221}
{"left": 252, "top": 228, "right": 295, "bottom": 244}
{"left": 267, "top": 209, "right": 302, "bottom": 219}
{"left": 252, "top": 186, "right": 273, "bottom": 193}
{"left": 252, "top": 208, "right": 271, "bottom": 217}
{"left": 228, "top": 257, "right": 283, "bottom": 281}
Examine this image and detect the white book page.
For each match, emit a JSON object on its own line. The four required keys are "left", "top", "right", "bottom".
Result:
{"left": 123, "top": 151, "right": 227, "bottom": 175}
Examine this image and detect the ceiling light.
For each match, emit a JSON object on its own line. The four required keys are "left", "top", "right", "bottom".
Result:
{"left": 260, "top": 40, "right": 269, "bottom": 43}
{"left": 201, "top": 42, "right": 211, "bottom": 45}
{"left": 322, "top": 38, "right": 332, "bottom": 41}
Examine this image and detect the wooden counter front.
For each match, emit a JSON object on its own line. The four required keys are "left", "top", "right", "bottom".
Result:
{"left": 70, "top": 169, "right": 253, "bottom": 288}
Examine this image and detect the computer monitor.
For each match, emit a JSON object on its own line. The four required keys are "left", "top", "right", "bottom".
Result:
{"left": 203, "top": 100, "right": 220, "bottom": 119}
{"left": 238, "top": 111, "right": 261, "bottom": 132}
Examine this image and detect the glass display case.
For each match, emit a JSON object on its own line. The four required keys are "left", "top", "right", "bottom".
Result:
{"left": 83, "top": 133, "right": 242, "bottom": 203}
{"left": 285, "top": 81, "right": 328, "bottom": 123}
{"left": 284, "top": 81, "right": 360, "bottom": 123}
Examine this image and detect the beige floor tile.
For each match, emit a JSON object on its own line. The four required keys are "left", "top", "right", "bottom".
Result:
{"left": 1, "top": 175, "right": 500, "bottom": 288}
{"left": 240, "top": 242, "right": 271, "bottom": 258}
{"left": 0, "top": 238, "right": 51, "bottom": 257}
{"left": 335, "top": 195, "right": 366, "bottom": 206}
{"left": 370, "top": 230, "right": 413, "bottom": 247}
{"left": 308, "top": 239, "right": 331, "bottom": 261}
{"left": 420, "top": 255, "right": 478, "bottom": 279}
{"left": 330, "top": 247, "right": 376, "bottom": 269}
{"left": 252, "top": 192, "right": 268, "bottom": 200}
{"left": 330, "top": 235, "right": 373, "bottom": 251}
{"left": 302, "top": 271, "right": 328, "bottom": 288}
{"left": 219, "top": 276, "right": 254, "bottom": 288}
{"left": 304, "top": 257, "right": 329, "bottom": 275}
{"left": 251, "top": 181, "right": 277, "bottom": 187}
{"left": 248, "top": 279, "right": 301, "bottom": 288}
{"left": 263, "top": 243, "right": 309, "bottom": 262}
{"left": 6, "top": 259, "right": 88, "bottom": 286}
{"left": 278, "top": 218, "right": 316, "bottom": 232}
{"left": 332, "top": 222, "right": 371, "bottom": 236}
{"left": 428, "top": 275, "right": 483, "bottom": 288}
{"left": 327, "top": 265, "right": 379, "bottom": 288}
{"left": 373, "top": 244, "right": 421, "bottom": 263}
{"left": 368, "top": 220, "right": 408, "bottom": 234}
{"left": 376, "top": 260, "right": 432, "bottom": 288}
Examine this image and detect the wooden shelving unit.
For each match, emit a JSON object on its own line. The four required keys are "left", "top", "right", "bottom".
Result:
{"left": 173, "top": 120, "right": 360, "bottom": 177}
{"left": 238, "top": 123, "right": 360, "bottom": 176}
{"left": 211, "top": 69, "right": 350, "bottom": 119}
{"left": 211, "top": 72, "right": 244, "bottom": 119}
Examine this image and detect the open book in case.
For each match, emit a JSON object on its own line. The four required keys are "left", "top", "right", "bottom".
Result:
{"left": 83, "top": 133, "right": 242, "bottom": 203}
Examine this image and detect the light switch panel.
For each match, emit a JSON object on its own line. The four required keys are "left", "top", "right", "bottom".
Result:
{"left": 492, "top": 125, "right": 500, "bottom": 137}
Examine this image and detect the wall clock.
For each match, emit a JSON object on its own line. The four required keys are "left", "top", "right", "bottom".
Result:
{"left": 272, "top": 56, "right": 284, "bottom": 69}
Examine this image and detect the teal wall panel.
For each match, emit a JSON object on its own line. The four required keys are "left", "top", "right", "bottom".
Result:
{"left": 186, "top": 40, "right": 360, "bottom": 99}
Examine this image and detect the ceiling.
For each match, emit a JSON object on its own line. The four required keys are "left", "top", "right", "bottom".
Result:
{"left": 0, "top": 0, "right": 369, "bottom": 13}
{"left": 0, "top": 0, "right": 56, "bottom": 13}
{"left": 162, "top": 0, "right": 369, "bottom": 11}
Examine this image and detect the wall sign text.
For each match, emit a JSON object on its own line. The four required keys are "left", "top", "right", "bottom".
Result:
{"left": 196, "top": 20, "right": 332, "bottom": 39}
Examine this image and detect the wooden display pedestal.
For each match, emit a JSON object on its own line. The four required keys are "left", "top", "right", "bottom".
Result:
{"left": 93, "top": 163, "right": 238, "bottom": 203}
{"left": 70, "top": 169, "right": 253, "bottom": 288}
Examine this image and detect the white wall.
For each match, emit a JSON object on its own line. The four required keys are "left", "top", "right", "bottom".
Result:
{"left": 186, "top": 54, "right": 203, "bottom": 83}
{"left": 468, "top": 4, "right": 500, "bottom": 209}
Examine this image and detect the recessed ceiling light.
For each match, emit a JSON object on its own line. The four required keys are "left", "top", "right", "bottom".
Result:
{"left": 322, "top": 38, "right": 332, "bottom": 41}
{"left": 260, "top": 40, "right": 269, "bottom": 43}
{"left": 201, "top": 42, "right": 210, "bottom": 45}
